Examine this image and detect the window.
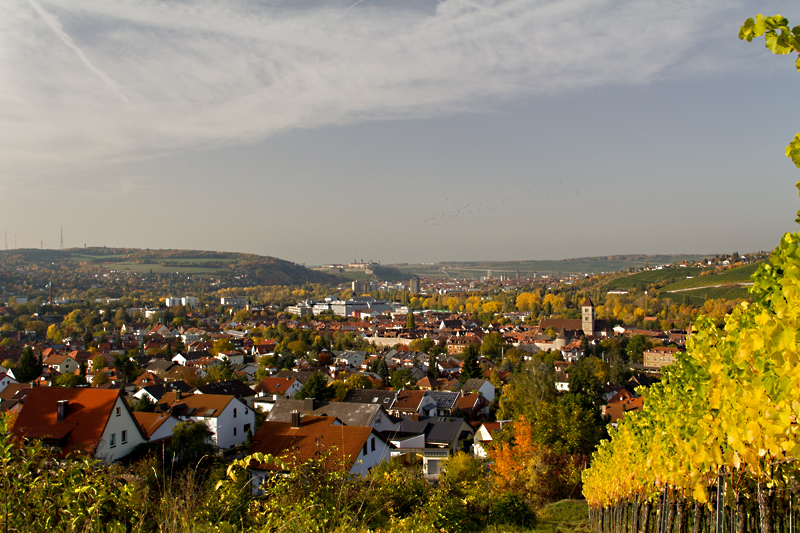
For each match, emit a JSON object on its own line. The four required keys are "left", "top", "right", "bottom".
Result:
{"left": 110, "top": 433, "right": 116, "bottom": 448}
{"left": 121, "top": 430, "right": 127, "bottom": 444}
{"left": 371, "top": 437, "right": 375, "bottom": 452}
{"left": 362, "top": 443, "right": 367, "bottom": 456}
{"left": 233, "top": 408, "right": 237, "bottom": 418}
{"left": 244, "top": 423, "right": 251, "bottom": 434}
{"left": 245, "top": 408, "right": 249, "bottom": 416}
{"left": 233, "top": 427, "right": 237, "bottom": 436}
{"left": 115, "top": 407, "right": 121, "bottom": 417}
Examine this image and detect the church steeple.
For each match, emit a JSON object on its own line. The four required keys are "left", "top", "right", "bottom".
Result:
{"left": 581, "top": 296, "right": 595, "bottom": 336}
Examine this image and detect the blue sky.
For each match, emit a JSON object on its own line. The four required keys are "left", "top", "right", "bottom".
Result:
{"left": 2, "top": 0, "right": 800, "bottom": 265}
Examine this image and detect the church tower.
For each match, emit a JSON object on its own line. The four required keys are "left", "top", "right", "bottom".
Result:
{"left": 582, "top": 296, "right": 596, "bottom": 336}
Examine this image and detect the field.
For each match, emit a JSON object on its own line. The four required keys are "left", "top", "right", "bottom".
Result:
{"left": 659, "top": 262, "right": 760, "bottom": 291}
{"left": 603, "top": 267, "right": 706, "bottom": 291}
{"left": 100, "top": 262, "right": 223, "bottom": 274}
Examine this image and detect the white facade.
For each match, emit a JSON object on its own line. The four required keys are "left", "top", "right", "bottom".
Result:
{"left": 182, "top": 397, "right": 255, "bottom": 449}
{"left": 0, "top": 373, "right": 19, "bottom": 393}
{"left": 95, "top": 397, "right": 147, "bottom": 462}
{"left": 349, "top": 433, "right": 393, "bottom": 476}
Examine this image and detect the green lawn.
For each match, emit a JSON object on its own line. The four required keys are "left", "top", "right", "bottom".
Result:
{"left": 485, "top": 500, "right": 590, "bottom": 533}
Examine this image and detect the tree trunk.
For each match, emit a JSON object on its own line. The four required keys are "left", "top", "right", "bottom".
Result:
{"left": 758, "top": 481, "right": 773, "bottom": 533}
{"left": 693, "top": 500, "right": 703, "bottom": 533}
{"left": 736, "top": 493, "right": 747, "bottom": 533}
{"left": 676, "top": 497, "right": 686, "bottom": 533}
{"left": 633, "top": 496, "right": 640, "bottom": 533}
{"left": 667, "top": 492, "right": 676, "bottom": 533}
{"left": 643, "top": 501, "right": 652, "bottom": 533}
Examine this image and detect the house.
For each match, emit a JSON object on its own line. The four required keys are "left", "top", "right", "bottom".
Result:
{"left": 428, "top": 391, "right": 460, "bottom": 416}
{"left": 458, "top": 378, "right": 495, "bottom": 402}
{"left": 194, "top": 380, "right": 256, "bottom": 408}
{"left": 133, "top": 411, "right": 181, "bottom": 443}
{"left": 472, "top": 420, "right": 511, "bottom": 457}
{"left": 253, "top": 377, "right": 303, "bottom": 411}
{"left": 456, "top": 393, "right": 490, "bottom": 419}
{"left": 268, "top": 399, "right": 401, "bottom": 433}
{"left": 133, "top": 381, "right": 193, "bottom": 404}
{"left": 42, "top": 353, "right": 79, "bottom": 375}
{"left": 0, "top": 373, "right": 19, "bottom": 394}
{"left": 399, "top": 414, "right": 474, "bottom": 453}
{"left": 11, "top": 388, "right": 147, "bottom": 462}
{"left": 643, "top": 346, "right": 682, "bottom": 369}
{"left": 248, "top": 414, "right": 393, "bottom": 489}
{"left": 342, "top": 389, "right": 398, "bottom": 410}
{"left": 157, "top": 392, "right": 254, "bottom": 449}
{"left": 389, "top": 390, "right": 437, "bottom": 418}
{"left": 602, "top": 388, "right": 644, "bottom": 424}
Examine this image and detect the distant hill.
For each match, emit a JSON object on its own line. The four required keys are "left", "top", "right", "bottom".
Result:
{"left": 0, "top": 247, "right": 343, "bottom": 293}
{"left": 392, "top": 254, "right": 712, "bottom": 279}
{"left": 601, "top": 261, "right": 762, "bottom": 305}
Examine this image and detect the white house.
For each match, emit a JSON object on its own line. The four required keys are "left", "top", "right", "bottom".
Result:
{"left": 248, "top": 414, "right": 393, "bottom": 493}
{"left": 10, "top": 388, "right": 147, "bottom": 462}
{"left": 158, "top": 392, "right": 255, "bottom": 449}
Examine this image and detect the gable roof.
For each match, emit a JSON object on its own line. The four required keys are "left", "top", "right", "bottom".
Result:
{"left": 429, "top": 390, "right": 460, "bottom": 410}
{"left": 255, "top": 377, "right": 299, "bottom": 395}
{"left": 398, "top": 414, "right": 474, "bottom": 446}
{"left": 158, "top": 392, "right": 234, "bottom": 418}
{"left": 342, "top": 389, "right": 398, "bottom": 407}
{"left": 249, "top": 415, "right": 382, "bottom": 473}
{"left": 195, "top": 380, "right": 255, "bottom": 399}
{"left": 11, "top": 388, "right": 140, "bottom": 457}
{"left": 133, "top": 412, "right": 176, "bottom": 440}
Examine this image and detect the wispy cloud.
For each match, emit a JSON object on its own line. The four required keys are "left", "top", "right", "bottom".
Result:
{"left": 0, "top": 0, "right": 743, "bottom": 181}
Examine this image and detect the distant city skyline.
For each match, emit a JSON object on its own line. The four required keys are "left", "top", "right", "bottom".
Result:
{"left": 2, "top": 0, "right": 800, "bottom": 265}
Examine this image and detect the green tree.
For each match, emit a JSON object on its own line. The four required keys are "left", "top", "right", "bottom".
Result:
{"left": 480, "top": 332, "right": 506, "bottom": 361}
{"left": 15, "top": 346, "right": 40, "bottom": 383}
{"left": 459, "top": 344, "right": 484, "bottom": 385}
{"left": 625, "top": 334, "right": 653, "bottom": 364}
{"left": 113, "top": 354, "right": 140, "bottom": 383}
{"left": 427, "top": 352, "right": 440, "bottom": 379}
{"left": 371, "top": 357, "right": 389, "bottom": 385}
{"left": 498, "top": 358, "right": 558, "bottom": 420}
{"left": 91, "top": 354, "right": 107, "bottom": 372}
{"left": 390, "top": 368, "right": 416, "bottom": 390}
{"left": 53, "top": 373, "right": 88, "bottom": 387}
{"left": 294, "top": 372, "right": 335, "bottom": 401}
{"left": 405, "top": 313, "right": 416, "bottom": 330}
{"left": 568, "top": 356, "right": 604, "bottom": 405}
{"left": 170, "top": 420, "right": 214, "bottom": 467}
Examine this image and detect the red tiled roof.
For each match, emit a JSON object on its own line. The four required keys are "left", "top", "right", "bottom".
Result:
{"left": 133, "top": 412, "right": 174, "bottom": 440}
{"left": 255, "top": 377, "right": 298, "bottom": 395}
{"left": 249, "top": 416, "right": 375, "bottom": 473}
{"left": 11, "top": 388, "right": 124, "bottom": 457}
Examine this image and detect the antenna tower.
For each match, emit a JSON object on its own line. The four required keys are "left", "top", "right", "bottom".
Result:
{"left": 60, "top": 225, "right": 63, "bottom": 250}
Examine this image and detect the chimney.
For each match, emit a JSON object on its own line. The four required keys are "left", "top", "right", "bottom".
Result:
{"left": 303, "top": 398, "right": 314, "bottom": 411}
{"left": 411, "top": 413, "right": 419, "bottom": 422}
{"left": 291, "top": 410, "right": 301, "bottom": 429}
{"left": 175, "top": 390, "right": 182, "bottom": 401}
{"left": 57, "top": 400, "right": 68, "bottom": 421}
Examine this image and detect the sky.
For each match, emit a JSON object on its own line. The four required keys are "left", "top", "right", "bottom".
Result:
{"left": 2, "top": 0, "right": 800, "bottom": 266}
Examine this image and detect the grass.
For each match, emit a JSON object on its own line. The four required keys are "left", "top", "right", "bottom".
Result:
{"left": 484, "top": 499, "right": 591, "bottom": 533}
{"left": 101, "top": 262, "right": 221, "bottom": 274}
{"left": 603, "top": 267, "right": 706, "bottom": 291}
{"left": 661, "top": 286, "right": 753, "bottom": 305}
{"left": 660, "top": 262, "right": 760, "bottom": 291}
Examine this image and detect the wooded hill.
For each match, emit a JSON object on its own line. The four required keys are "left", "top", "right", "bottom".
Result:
{"left": 0, "top": 247, "right": 342, "bottom": 300}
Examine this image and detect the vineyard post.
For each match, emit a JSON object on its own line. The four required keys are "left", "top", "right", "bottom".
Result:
{"left": 716, "top": 470, "right": 726, "bottom": 533}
